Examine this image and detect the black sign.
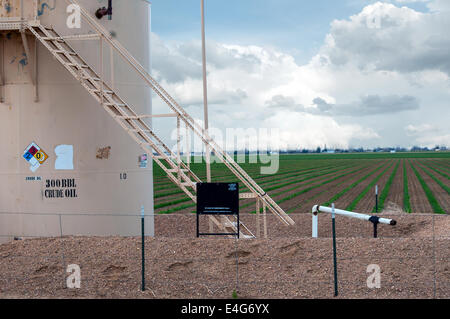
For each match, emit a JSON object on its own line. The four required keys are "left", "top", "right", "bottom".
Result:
{"left": 196, "top": 183, "right": 239, "bottom": 238}
{"left": 197, "top": 183, "right": 239, "bottom": 215}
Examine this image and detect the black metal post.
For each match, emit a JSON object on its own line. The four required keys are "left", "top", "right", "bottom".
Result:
{"left": 369, "top": 216, "right": 380, "bottom": 238}
{"left": 141, "top": 206, "right": 145, "bottom": 291}
{"left": 331, "top": 204, "right": 338, "bottom": 297}
{"left": 375, "top": 185, "right": 378, "bottom": 213}
{"left": 237, "top": 213, "right": 240, "bottom": 239}
{"left": 196, "top": 210, "right": 200, "bottom": 238}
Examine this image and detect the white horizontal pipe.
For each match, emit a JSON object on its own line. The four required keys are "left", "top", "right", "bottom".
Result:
{"left": 312, "top": 205, "right": 396, "bottom": 225}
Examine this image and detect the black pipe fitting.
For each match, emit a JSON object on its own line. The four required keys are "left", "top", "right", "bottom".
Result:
{"left": 95, "top": 0, "right": 112, "bottom": 20}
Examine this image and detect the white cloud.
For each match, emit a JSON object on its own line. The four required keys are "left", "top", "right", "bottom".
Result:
{"left": 405, "top": 124, "right": 449, "bottom": 147}
{"left": 405, "top": 123, "right": 437, "bottom": 135}
{"left": 321, "top": 2, "right": 450, "bottom": 75}
{"left": 151, "top": 0, "right": 450, "bottom": 149}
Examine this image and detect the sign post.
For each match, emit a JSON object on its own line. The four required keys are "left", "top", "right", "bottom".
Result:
{"left": 141, "top": 205, "right": 145, "bottom": 291}
{"left": 331, "top": 203, "right": 338, "bottom": 297}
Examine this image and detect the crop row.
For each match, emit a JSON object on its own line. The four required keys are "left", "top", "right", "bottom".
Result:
{"left": 345, "top": 161, "right": 394, "bottom": 211}
{"left": 322, "top": 161, "right": 390, "bottom": 207}
{"left": 416, "top": 162, "right": 450, "bottom": 195}
{"left": 242, "top": 163, "right": 368, "bottom": 212}
{"left": 419, "top": 161, "right": 450, "bottom": 180}
{"left": 248, "top": 161, "right": 375, "bottom": 213}
{"left": 410, "top": 160, "right": 446, "bottom": 214}
{"left": 288, "top": 162, "right": 376, "bottom": 213}
{"left": 372, "top": 160, "right": 400, "bottom": 213}
{"left": 403, "top": 160, "right": 411, "bottom": 213}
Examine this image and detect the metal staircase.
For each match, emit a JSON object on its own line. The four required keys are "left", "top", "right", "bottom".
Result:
{"left": 14, "top": 0, "right": 295, "bottom": 237}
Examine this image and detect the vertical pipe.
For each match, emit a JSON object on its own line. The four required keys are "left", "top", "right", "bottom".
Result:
{"left": 177, "top": 116, "right": 181, "bottom": 182}
{"left": 0, "top": 37, "right": 4, "bottom": 103}
{"left": 141, "top": 206, "right": 145, "bottom": 291}
{"left": 110, "top": 46, "right": 114, "bottom": 89}
{"left": 100, "top": 36, "right": 104, "bottom": 106}
{"left": 201, "top": 0, "right": 212, "bottom": 248}
{"left": 312, "top": 212, "right": 318, "bottom": 238}
{"left": 185, "top": 123, "right": 190, "bottom": 169}
{"left": 34, "top": 37, "right": 39, "bottom": 102}
{"left": 263, "top": 203, "right": 267, "bottom": 238}
{"left": 256, "top": 199, "right": 260, "bottom": 238}
{"left": 331, "top": 203, "right": 338, "bottom": 297}
{"left": 20, "top": 0, "right": 24, "bottom": 21}
{"left": 201, "top": 0, "right": 211, "bottom": 183}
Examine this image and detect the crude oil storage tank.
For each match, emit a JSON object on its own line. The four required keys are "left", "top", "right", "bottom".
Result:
{"left": 0, "top": 0, "right": 154, "bottom": 242}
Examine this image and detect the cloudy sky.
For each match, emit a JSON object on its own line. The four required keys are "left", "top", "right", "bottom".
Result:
{"left": 148, "top": 0, "right": 450, "bottom": 150}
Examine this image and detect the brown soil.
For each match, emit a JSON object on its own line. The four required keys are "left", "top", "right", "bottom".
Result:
{"left": 406, "top": 160, "right": 433, "bottom": 213}
{"left": 155, "top": 212, "right": 449, "bottom": 239}
{"left": 1, "top": 211, "right": 448, "bottom": 299}
{"left": 384, "top": 160, "right": 405, "bottom": 210}
{"left": 0, "top": 230, "right": 448, "bottom": 299}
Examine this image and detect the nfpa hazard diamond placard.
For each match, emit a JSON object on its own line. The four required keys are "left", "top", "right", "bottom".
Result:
{"left": 23, "top": 142, "right": 48, "bottom": 172}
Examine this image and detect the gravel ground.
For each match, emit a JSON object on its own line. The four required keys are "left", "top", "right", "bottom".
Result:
{"left": 0, "top": 211, "right": 448, "bottom": 299}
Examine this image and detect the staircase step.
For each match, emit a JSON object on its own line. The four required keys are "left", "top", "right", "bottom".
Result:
{"left": 106, "top": 102, "right": 127, "bottom": 107}
{"left": 41, "top": 37, "right": 65, "bottom": 42}
{"left": 53, "top": 50, "right": 77, "bottom": 56}
{"left": 167, "top": 168, "right": 188, "bottom": 173}
{"left": 65, "top": 63, "right": 90, "bottom": 68}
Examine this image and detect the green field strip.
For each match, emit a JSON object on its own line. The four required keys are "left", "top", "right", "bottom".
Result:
{"left": 153, "top": 165, "right": 314, "bottom": 193}
{"left": 241, "top": 163, "right": 357, "bottom": 193}
{"left": 322, "top": 161, "right": 390, "bottom": 207}
{"left": 153, "top": 162, "right": 348, "bottom": 202}
{"left": 154, "top": 162, "right": 340, "bottom": 193}
{"left": 429, "top": 159, "right": 450, "bottom": 171}
{"left": 277, "top": 165, "right": 371, "bottom": 205}
{"left": 410, "top": 161, "right": 446, "bottom": 214}
{"left": 416, "top": 162, "right": 450, "bottom": 195}
{"left": 256, "top": 152, "right": 450, "bottom": 160}
{"left": 403, "top": 160, "right": 412, "bottom": 213}
{"left": 372, "top": 161, "right": 400, "bottom": 213}
{"left": 345, "top": 161, "right": 394, "bottom": 211}
{"left": 287, "top": 163, "right": 374, "bottom": 213}
{"left": 247, "top": 162, "right": 372, "bottom": 213}
{"left": 160, "top": 162, "right": 364, "bottom": 214}
{"left": 429, "top": 160, "right": 450, "bottom": 171}
{"left": 419, "top": 161, "right": 450, "bottom": 180}
{"left": 156, "top": 163, "right": 355, "bottom": 211}
{"left": 157, "top": 203, "right": 196, "bottom": 215}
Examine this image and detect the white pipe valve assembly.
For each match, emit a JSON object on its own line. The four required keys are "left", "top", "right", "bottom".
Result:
{"left": 311, "top": 205, "right": 397, "bottom": 238}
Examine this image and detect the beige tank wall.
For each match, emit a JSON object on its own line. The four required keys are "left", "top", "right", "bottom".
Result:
{"left": 0, "top": 0, "right": 38, "bottom": 19}
{"left": 0, "top": 0, "right": 154, "bottom": 241}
